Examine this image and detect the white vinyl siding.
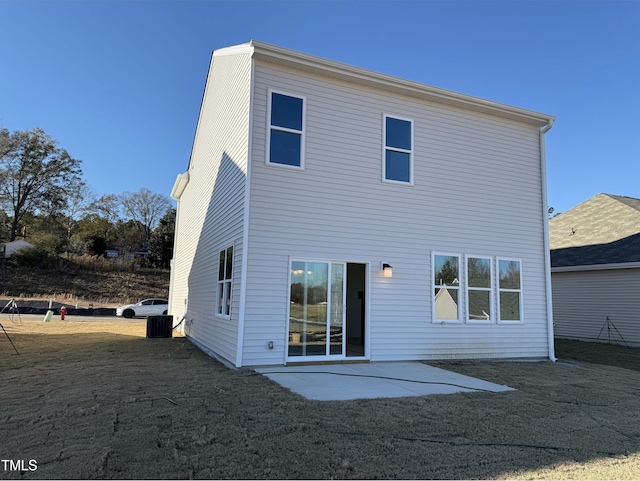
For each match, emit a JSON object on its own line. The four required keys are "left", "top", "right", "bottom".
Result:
{"left": 552, "top": 268, "right": 640, "bottom": 347}
{"left": 240, "top": 60, "right": 550, "bottom": 365}
{"left": 168, "top": 51, "right": 251, "bottom": 366}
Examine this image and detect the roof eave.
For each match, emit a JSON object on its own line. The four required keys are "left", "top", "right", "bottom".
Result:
{"left": 552, "top": 261, "right": 640, "bottom": 273}
{"left": 248, "top": 40, "right": 555, "bottom": 128}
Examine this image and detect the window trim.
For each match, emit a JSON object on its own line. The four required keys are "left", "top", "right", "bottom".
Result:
{"left": 432, "top": 252, "right": 462, "bottom": 324}
{"left": 497, "top": 257, "right": 524, "bottom": 324}
{"left": 465, "top": 255, "right": 494, "bottom": 324}
{"left": 216, "top": 245, "right": 234, "bottom": 319}
{"left": 266, "top": 89, "right": 306, "bottom": 170}
{"left": 382, "top": 113, "right": 414, "bottom": 185}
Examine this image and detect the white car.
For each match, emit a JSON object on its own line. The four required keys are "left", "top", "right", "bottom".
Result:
{"left": 116, "top": 298, "right": 168, "bottom": 318}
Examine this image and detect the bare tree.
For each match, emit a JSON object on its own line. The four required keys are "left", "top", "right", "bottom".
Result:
{"left": 61, "top": 182, "right": 92, "bottom": 249}
{"left": 87, "top": 193, "right": 121, "bottom": 240}
{"left": 0, "top": 128, "right": 82, "bottom": 241}
{"left": 120, "top": 188, "right": 171, "bottom": 248}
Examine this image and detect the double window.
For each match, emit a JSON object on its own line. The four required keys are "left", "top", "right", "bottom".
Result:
{"left": 383, "top": 115, "right": 413, "bottom": 184}
{"left": 432, "top": 254, "right": 522, "bottom": 324}
{"left": 267, "top": 91, "right": 305, "bottom": 168}
{"left": 216, "top": 246, "right": 233, "bottom": 318}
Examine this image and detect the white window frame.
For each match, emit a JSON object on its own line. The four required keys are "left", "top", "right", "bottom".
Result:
{"left": 382, "top": 113, "right": 414, "bottom": 185}
{"left": 216, "top": 245, "right": 233, "bottom": 319}
{"left": 432, "top": 252, "right": 462, "bottom": 323}
{"left": 266, "top": 89, "right": 306, "bottom": 170}
{"left": 465, "top": 255, "right": 494, "bottom": 324}
{"left": 497, "top": 257, "right": 524, "bottom": 324}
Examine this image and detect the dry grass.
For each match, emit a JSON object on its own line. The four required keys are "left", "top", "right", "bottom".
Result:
{"left": 0, "top": 264, "right": 169, "bottom": 307}
{"left": 1, "top": 318, "right": 639, "bottom": 480}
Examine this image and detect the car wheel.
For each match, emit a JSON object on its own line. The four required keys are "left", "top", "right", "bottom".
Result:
{"left": 162, "top": 310, "right": 168, "bottom": 315}
{"left": 123, "top": 309, "right": 135, "bottom": 319}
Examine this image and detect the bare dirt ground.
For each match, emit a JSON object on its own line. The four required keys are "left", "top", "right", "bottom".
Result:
{"left": 1, "top": 315, "right": 639, "bottom": 480}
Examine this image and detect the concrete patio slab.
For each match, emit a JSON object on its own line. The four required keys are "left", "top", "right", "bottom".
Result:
{"left": 256, "top": 361, "right": 514, "bottom": 401}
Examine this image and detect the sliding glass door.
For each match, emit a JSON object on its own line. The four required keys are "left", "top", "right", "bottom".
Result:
{"left": 288, "top": 261, "right": 345, "bottom": 358}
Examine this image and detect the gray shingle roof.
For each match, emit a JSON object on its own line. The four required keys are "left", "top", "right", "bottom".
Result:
{"left": 549, "top": 193, "right": 640, "bottom": 267}
{"left": 551, "top": 232, "right": 640, "bottom": 267}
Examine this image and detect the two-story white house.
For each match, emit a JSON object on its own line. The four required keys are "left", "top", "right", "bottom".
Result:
{"left": 169, "top": 40, "right": 556, "bottom": 368}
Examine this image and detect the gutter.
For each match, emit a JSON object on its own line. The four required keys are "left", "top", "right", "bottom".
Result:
{"left": 551, "top": 261, "right": 640, "bottom": 272}
{"left": 540, "top": 119, "right": 556, "bottom": 362}
{"left": 170, "top": 171, "right": 189, "bottom": 201}
{"left": 248, "top": 40, "right": 553, "bottom": 128}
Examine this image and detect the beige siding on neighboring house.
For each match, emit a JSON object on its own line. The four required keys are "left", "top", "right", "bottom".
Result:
{"left": 169, "top": 51, "right": 252, "bottom": 365}
{"left": 552, "top": 268, "right": 640, "bottom": 346}
{"left": 240, "top": 60, "right": 550, "bottom": 366}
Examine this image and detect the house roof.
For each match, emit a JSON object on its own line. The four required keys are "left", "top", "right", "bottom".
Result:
{"left": 213, "top": 40, "right": 555, "bottom": 129}
{"left": 550, "top": 193, "right": 640, "bottom": 268}
{"left": 2, "top": 240, "right": 35, "bottom": 258}
{"left": 551, "top": 232, "right": 640, "bottom": 268}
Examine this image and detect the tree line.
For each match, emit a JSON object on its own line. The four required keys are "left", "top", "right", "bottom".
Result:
{"left": 0, "top": 127, "right": 175, "bottom": 268}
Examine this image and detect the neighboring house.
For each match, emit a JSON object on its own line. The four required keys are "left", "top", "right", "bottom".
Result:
{"left": 2, "top": 240, "right": 35, "bottom": 258}
{"left": 102, "top": 247, "right": 149, "bottom": 260}
{"left": 126, "top": 248, "right": 149, "bottom": 261}
{"left": 550, "top": 193, "right": 640, "bottom": 346}
{"left": 169, "top": 40, "right": 556, "bottom": 367}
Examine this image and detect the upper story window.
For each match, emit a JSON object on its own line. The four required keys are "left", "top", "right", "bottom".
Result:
{"left": 383, "top": 115, "right": 413, "bottom": 184}
{"left": 497, "top": 258, "right": 523, "bottom": 323}
{"left": 267, "top": 91, "right": 305, "bottom": 169}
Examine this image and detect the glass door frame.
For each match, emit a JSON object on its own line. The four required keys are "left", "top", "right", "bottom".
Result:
{"left": 286, "top": 258, "right": 367, "bottom": 363}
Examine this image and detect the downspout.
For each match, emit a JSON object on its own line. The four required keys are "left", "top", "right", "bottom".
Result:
{"left": 540, "top": 119, "right": 556, "bottom": 361}
{"left": 169, "top": 171, "right": 190, "bottom": 334}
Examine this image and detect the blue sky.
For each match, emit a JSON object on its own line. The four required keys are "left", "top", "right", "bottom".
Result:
{"left": 1, "top": 1, "right": 638, "bottom": 214}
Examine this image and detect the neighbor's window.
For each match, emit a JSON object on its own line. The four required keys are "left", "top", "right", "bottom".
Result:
{"left": 433, "top": 254, "right": 461, "bottom": 322}
{"left": 217, "top": 246, "right": 233, "bottom": 318}
{"left": 267, "top": 91, "right": 305, "bottom": 168}
{"left": 498, "top": 259, "right": 522, "bottom": 322}
{"left": 467, "top": 257, "right": 493, "bottom": 323}
{"left": 383, "top": 115, "right": 413, "bottom": 184}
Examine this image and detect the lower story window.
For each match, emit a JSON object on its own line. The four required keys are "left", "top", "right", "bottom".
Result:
{"left": 216, "top": 246, "right": 233, "bottom": 317}
{"left": 431, "top": 254, "right": 523, "bottom": 324}
{"left": 433, "top": 254, "right": 461, "bottom": 322}
{"left": 498, "top": 258, "right": 522, "bottom": 322}
{"left": 467, "top": 256, "right": 493, "bottom": 322}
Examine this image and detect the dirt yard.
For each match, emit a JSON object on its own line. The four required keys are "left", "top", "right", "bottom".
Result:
{"left": 1, "top": 316, "right": 639, "bottom": 479}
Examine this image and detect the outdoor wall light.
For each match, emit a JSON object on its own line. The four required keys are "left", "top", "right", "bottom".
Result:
{"left": 382, "top": 263, "right": 393, "bottom": 278}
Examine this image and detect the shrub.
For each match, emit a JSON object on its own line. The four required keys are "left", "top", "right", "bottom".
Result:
{"left": 11, "top": 246, "right": 57, "bottom": 269}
